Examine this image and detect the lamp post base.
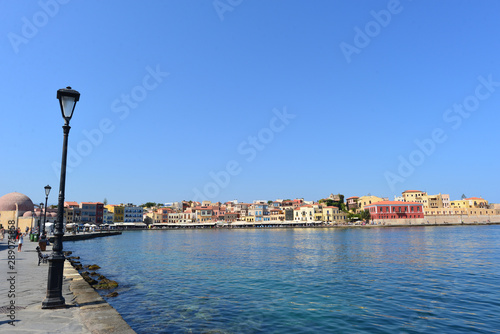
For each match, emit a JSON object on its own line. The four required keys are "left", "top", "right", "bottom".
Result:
{"left": 41, "top": 254, "right": 66, "bottom": 309}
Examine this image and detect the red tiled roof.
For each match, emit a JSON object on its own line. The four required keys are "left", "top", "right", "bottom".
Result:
{"left": 365, "top": 201, "right": 422, "bottom": 206}
{"left": 346, "top": 196, "right": 359, "bottom": 199}
{"left": 403, "top": 190, "right": 423, "bottom": 193}
{"left": 464, "top": 197, "right": 485, "bottom": 201}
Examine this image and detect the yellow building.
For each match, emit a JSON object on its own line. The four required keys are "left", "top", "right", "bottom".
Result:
{"left": 424, "top": 193, "right": 450, "bottom": 208}
{"left": 105, "top": 204, "right": 124, "bottom": 222}
{"left": 450, "top": 197, "right": 488, "bottom": 209}
{"left": 357, "top": 196, "right": 385, "bottom": 212}
{"left": 269, "top": 209, "right": 285, "bottom": 222}
{"left": 402, "top": 190, "right": 427, "bottom": 203}
{"left": 245, "top": 215, "right": 255, "bottom": 222}
{"left": 425, "top": 207, "right": 498, "bottom": 216}
{"left": 322, "top": 206, "right": 347, "bottom": 223}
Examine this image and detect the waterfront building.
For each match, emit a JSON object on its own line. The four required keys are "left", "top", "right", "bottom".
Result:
{"left": 394, "top": 195, "right": 404, "bottom": 202}
{"left": 292, "top": 199, "right": 304, "bottom": 209}
{"left": 365, "top": 201, "right": 424, "bottom": 220}
{"left": 451, "top": 197, "right": 488, "bottom": 209}
{"left": 322, "top": 206, "right": 347, "bottom": 223}
{"left": 153, "top": 207, "right": 172, "bottom": 224}
{"left": 168, "top": 212, "right": 180, "bottom": 224}
{"left": 123, "top": 204, "right": 144, "bottom": 223}
{"left": 103, "top": 208, "right": 114, "bottom": 224}
{"left": 402, "top": 190, "right": 427, "bottom": 203}
{"left": 423, "top": 193, "right": 450, "bottom": 208}
{"left": 284, "top": 208, "right": 294, "bottom": 221}
{"left": 294, "top": 205, "right": 315, "bottom": 222}
{"left": 233, "top": 203, "right": 250, "bottom": 217}
{"left": 346, "top": 196, "right": 359, "bottom": 211}
{"left": 79, "top": 202, "right": 104, "bottom": 225}
{"left": 356, "top": 195, "right": 385, "bottom": 212}
{"left": 249, "top": 203, "right": 268, "bottom": 222}
{"left": 64, "top": 201, "right": 80, "bottom": 224}
{"left": 105, "top": 204, "right": 124, "bottom": 222}
{"left": 314, "top": 206, "right": 323, "bottom": 221}
{"left": 224, "top": 212, "right": 239, "bottom": 222}
{"left": 270, "top": 209, "right": 285, "bottom": 222}
{"left": 271, "top": 201, "right": 282, "bottom": 208}
{"left": 281, "top": 200, "right": 294, "bottom": 211}
{"left": 245, "top": 215, "right": 255, "bottom": 222}
{"left": 196, "top": 206, "right": 214, "bottom": 222}
{"left": 424, "top": 207, "right": 498, "bottom": 216}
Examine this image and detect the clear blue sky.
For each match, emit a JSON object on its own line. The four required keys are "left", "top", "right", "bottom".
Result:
{"left": 1, "top": 0, "right": 500, "bottom": 206}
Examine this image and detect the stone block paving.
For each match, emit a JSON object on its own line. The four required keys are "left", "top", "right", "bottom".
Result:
{"left": 0, "top": 236, "right": 135, "bottom": 333}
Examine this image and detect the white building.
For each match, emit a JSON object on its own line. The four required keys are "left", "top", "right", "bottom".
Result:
{"left": 124, "top": 205, "right": 143, "bottom": 223}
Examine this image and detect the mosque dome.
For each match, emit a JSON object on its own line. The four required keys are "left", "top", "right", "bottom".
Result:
{"left": 0, "top": 192, "right": 35, "bottom": 212}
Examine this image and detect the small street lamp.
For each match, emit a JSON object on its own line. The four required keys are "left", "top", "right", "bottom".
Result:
{"left": 39, "top": 203, "right": 44, "bottom": 234}
{"left": 42, "top": 185, "right": 51, "bottom": 235}
{"left": 42, "top": 87, "right": 80, "bottom": 309}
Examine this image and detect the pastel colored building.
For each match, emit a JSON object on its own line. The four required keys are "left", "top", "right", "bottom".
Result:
{"left": 103, "top": 208, "right": 114, "bottom": 224}
{"left": 294, "top": 205, "right": 315, "bottom": 221}
{"left": 402, "top": 190, "right": 427, "bottom": 203}
{"left": 365, "top": 201, "right": 424, "bottom": 220}
{"left": 451, "top": 197, "right": 488, "bottom": 209}
{"left": 79, "top": 202, "right": 104, "bottom": 225}
{"left": 105, "top": 205, "right": 124, "bottom": 222}
{"left": 357, "top": 195, "right": 385, "bottom": 212}
{"left": 322, "top": 206, "right": 347, "bottom": 223}
{"left": 346, "top": 196, "right": 359, "bottom": 211}
{"left": 270, "top": 209, "right": 285, "bottom": 222}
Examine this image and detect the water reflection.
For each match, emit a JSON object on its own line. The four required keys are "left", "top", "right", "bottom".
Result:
{"left": 66, "top": 226, "right": 500, "bottom": 333}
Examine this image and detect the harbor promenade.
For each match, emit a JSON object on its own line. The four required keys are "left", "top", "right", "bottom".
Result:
{"left": 0, "top": 234, "right": 134, "bottom": 333}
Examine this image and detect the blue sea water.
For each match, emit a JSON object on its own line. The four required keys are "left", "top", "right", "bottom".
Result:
{"left": 65, "top": 226, "right": 500, "bottom": 333}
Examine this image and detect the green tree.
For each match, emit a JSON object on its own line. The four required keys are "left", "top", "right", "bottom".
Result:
{"left": 144, "top": 216, "right": 153, "bottom": 226}
{"left": 103, "top": 198, "right": 108, "bottom": 206}
{"left": 359, "top": 210, "right": 371, "bottom": 222}
{"left": 141, "top": 202, "right": 157, "bottom": 208}
{"left": 267, "top": 200, "right": 273, "bottom": 205}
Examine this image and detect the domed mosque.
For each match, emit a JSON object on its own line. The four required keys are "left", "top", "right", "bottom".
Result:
{"left": 0, "top": 192, "right": 37, "bottom": 231}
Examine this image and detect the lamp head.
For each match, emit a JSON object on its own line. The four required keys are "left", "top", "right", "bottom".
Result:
{"left": 44, "top": 184, "right": 51, "bottom": 197}
{"left": 57, "top": 86, "right": 80, "bottom": 122}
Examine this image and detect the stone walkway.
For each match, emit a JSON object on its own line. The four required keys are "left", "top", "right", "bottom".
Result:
{"left": 0, "top": 236, "right": 135, "bottom": 333}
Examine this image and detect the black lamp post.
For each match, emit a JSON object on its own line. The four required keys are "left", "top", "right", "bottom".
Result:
{"left": 42, "top": 86, "right": 80, "bottom": 309}
{"left": 42, "top": 185, "right": 51, "bottom": 235}
{"left": 39, "top": 203, "right": 44, "bottom": 235}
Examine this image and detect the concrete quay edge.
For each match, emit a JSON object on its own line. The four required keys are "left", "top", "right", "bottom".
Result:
{"left": 64, "top": 261, "right": 136, "bottom": 334}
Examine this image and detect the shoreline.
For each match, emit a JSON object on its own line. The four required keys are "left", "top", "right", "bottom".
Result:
{"left": 131, "top": 220, "right": 500, "bottom": 231}
{"left": 48, "top": 231, "right": 122, "bottom": 243}
{"left": 0, "top": 236, "right": 134, "bottom": 333}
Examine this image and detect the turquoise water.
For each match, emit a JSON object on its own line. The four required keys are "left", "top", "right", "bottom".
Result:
{"left": 66, "top": 226, "right": 500, "bottom": 333}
